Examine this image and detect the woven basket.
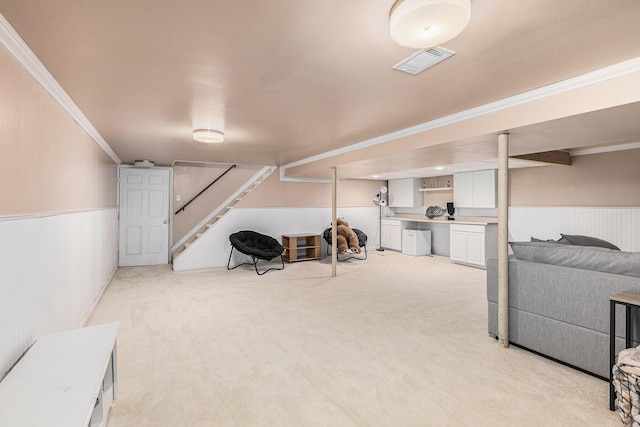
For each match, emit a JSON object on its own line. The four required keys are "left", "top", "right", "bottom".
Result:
{"left": 613, "top": 363, "right": 640, "bottom": 426}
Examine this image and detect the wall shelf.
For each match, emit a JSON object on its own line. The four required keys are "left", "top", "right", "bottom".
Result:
{"left": 421, "top": 175, "right": 454, "bottom": 193}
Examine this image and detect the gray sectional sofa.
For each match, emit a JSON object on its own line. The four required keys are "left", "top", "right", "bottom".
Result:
{"left": 487, "top": 241, "right": 640, "bottom": 379}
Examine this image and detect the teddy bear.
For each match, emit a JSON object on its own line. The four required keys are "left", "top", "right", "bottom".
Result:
{"left": 328, "top": 217, "right": 361, "bottom": 254}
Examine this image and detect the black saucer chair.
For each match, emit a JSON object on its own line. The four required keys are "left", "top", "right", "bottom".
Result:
{"left": 227, "top": 230, "right": 285, "bottom": 275}
{"left": 322, "top": 227, "right": 368, "bottom": 261}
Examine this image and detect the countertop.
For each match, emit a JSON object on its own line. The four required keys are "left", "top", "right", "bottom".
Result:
{"left": 382, "top": 214, "right": 498, "bottom": 225}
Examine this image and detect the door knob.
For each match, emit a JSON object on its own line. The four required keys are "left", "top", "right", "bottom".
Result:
{"left": 163, "top": 219, "right": 168, "bottom": 224}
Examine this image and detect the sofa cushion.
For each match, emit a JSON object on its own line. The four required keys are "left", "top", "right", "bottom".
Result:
{"left": 509, "top": 241, "right": 640, "bottom": 278}
{"left": 531, "top": 236, "right": 571, "bottom": 244}
{"left": 560, "top": 234, "right": 620, "bottom": 250}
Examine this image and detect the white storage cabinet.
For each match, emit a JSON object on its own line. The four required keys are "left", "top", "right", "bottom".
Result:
{"left": 450, "top": 224, "right": 486, "bottom": 267}
{"left": 453, "top": 170, "right": 496, "bottom": 208}
{"left": 402, "top": 229, "right": 432, "bottom": 256}
{"left": 388, "top": 178, "right": 422, "bottom": 207}
{"left": 381, "top": 219, "right": 402, "bottom": 251}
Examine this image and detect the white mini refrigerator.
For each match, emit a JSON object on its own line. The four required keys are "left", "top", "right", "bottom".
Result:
{"left": 402, "top": 230, "right": 432, "bottom": 256}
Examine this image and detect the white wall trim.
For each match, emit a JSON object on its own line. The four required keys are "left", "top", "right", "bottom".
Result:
{"left": 79, "top": 263, "right": 118, "bottom": 327}
{"left": 281, "top": 57, "right": 640, "bottom": 174}
{"left": 0, "top": 13, "right": 121, "bottom": 165}
{"left": 0, "top": 207, "right": 116, "bottom": 221}
{"left": 570, "top": 141, "right": 640, "bottom": 157}
{"left": 278, "top": 166, "right": 336, "bottom": 184}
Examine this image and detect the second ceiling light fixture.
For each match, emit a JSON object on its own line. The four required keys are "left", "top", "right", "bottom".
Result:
{"left": 389, "top": 0, "right": 472, "bottom": 49}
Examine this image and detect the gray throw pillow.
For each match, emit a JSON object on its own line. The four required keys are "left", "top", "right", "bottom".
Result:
{"left": 509, "top": 241, "right": 640, "bottom": 278}
{"left": 530, "top": 236, "right": 571, "bottom": 244}
{"left": 560, "top": 234, "right": 620, "bottom": 250}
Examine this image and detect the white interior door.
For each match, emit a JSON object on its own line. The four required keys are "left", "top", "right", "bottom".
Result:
{"left": 118, "top": 167, "right": 170, "bottom": 266}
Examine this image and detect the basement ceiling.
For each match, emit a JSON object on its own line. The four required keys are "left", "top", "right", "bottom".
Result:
{"left": 1, "top": 0, "right": 640, "bottom": 178}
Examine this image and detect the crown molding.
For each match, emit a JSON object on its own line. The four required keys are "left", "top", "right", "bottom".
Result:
{"left": 282, "top": 56, "right": 640, "bottom": 173}
{"left": 278, "top": 166, "right": 334, "bottom": 183}
{"left": 570, "top": 141, "right": 640, "bottom": 157}
{"left": 0, "top": 14, "right": 121, "bottom": 164}
{"left": 3, "top": 9, "right": 638, "bottom": 173}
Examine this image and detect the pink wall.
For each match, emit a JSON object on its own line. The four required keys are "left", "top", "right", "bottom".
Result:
{"left": 509, "top": 148, "right": 640, "bottom": 207}
{"left": 239, "top": 147, "right": 640, "bottom": 212}
{"left": 172, "top": 165, "right": 261, "bottom": 242}
{"left": 0, "top": 47, "right": 116, "bottom": 216}
{"left": 0, "top": 43, "right": 118, "bottom": 379}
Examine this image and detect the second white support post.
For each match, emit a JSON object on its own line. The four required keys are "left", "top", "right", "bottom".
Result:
{"left": 331, "top": 167, "right": 337, "bottom": 277}
{"left": 498, "top": 133, "right": 509, "bottom": 348}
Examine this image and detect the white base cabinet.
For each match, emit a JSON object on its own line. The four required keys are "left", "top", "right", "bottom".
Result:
{"left": 450, "top": 224, "right": 489, "bottom": 267}
{"left": 381, "top": 219, "right": 402, "bottom": 251}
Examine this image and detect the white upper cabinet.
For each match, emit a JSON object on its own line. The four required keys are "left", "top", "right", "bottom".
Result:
{"left": 452, "top": 172, "right": 473, "bottom": 207}
{"left": 388, "top": 178, "right": 422, "bottom": 207}
{"left": 453, "top": 170, "right": 496, "bottom": 208}
{"left": 472, "top": 170, "right": 496, "bottom": 208}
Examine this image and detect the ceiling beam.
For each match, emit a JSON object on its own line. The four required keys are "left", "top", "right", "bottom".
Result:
{"left": 511, "top": 150, "right": 571, "bottom": 165}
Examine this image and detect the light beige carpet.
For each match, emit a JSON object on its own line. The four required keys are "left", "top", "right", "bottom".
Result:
{"left": 89, "top": 253, "right": 619, "bottom": 426}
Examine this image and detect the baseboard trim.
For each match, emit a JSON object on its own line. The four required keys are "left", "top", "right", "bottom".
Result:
{"left": 80, "top": 264, "right": 118, "bottom": 328}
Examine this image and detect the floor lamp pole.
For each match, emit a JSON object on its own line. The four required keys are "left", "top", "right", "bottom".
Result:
{"left": 377, "top": 203, "right": 384, "bottom": 251}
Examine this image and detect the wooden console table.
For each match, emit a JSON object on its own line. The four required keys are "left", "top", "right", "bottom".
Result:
{"left": 282, "top": 233, "right": 321, "bottom": 262}
{"left": 610, "top": 291, "right": 640, "bottom": 411}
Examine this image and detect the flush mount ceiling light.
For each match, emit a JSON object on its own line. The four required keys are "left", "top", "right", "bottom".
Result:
{"left": 389, "top": 0, "right": 471, "bottom": 49}
{"left": 193, "top": 129, "right": 224, "bottom": 144}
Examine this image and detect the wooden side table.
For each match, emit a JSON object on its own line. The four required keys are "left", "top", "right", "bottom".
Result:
{"left": 282, "top": 233, "right": 322, "bottom": 262}
{"left": 610, "top": 291, "right": 640, "bottom": 410}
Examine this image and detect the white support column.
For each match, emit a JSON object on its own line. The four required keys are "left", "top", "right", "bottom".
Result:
{"left": 498, "top": 133, "right": 510, "bottom": 347}
{"left": 331, "top": 167, "right": 337, "bottom": 277}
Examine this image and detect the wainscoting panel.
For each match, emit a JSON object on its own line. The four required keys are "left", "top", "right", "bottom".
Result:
{"left": 173, "top": 206, "right": 379, "bottom": 271}
{"left": 0, "top": 208, "right": 118, "bottom": 378}
{"left": 509, "top": 207, "right": 640, "bottom": 252}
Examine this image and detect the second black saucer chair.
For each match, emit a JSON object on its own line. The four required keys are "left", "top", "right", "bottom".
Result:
{"left": 322, "top": 227, "right": 368, "bottom": 261}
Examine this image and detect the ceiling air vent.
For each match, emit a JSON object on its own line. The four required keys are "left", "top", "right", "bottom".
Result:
{"left": 392, "top": 47, "right": 455, "bottom": 75}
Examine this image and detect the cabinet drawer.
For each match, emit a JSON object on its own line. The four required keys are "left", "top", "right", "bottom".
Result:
{"left": 450, "top": 224, "right": 485, "bottom": 234}
{"left": 381, "top": 219, "right": 401, "bottom": 226}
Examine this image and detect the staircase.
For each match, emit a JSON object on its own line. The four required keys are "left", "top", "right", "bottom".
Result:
{"left": 171, "top": 166, "right": 277, "bottom": 261}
